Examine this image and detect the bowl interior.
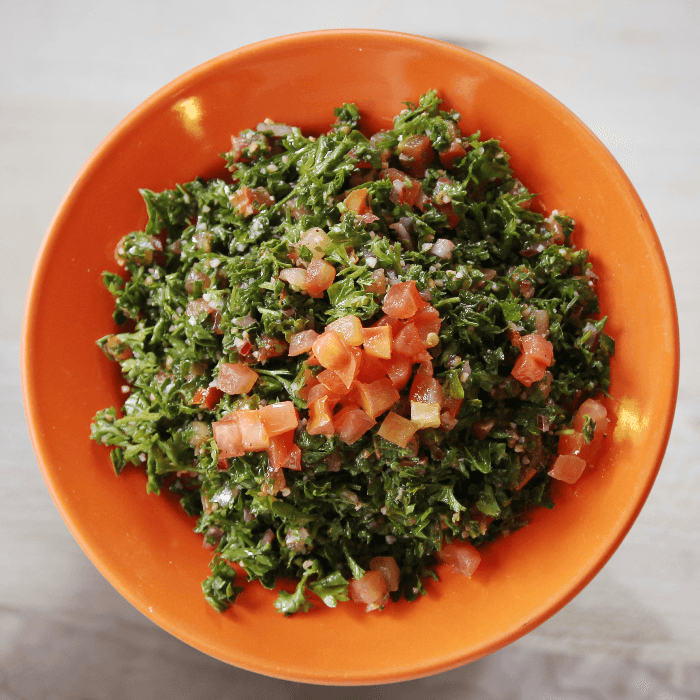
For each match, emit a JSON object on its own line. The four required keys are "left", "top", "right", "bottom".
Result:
{"left": 22, "top": 30, "right": 678, "bottom": 684}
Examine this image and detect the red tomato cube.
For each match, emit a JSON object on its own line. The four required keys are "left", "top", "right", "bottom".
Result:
{"left": 216, "top": 362, "right": 259, "bottom": 395}
{"left": 548, "top": 454, "right": 587, "bottom": 484}
{"left": 259, "top": 401, "right": 299, "bottom": 437}
{"left": 334, "top": 405, "right": 376, "bottom": 445}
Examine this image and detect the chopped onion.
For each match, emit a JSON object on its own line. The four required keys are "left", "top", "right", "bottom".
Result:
{"left": 430, "top": 238, "right": 455, "bottom": 259}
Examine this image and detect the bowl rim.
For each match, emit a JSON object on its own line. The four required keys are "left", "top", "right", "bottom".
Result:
{"left": 21, "top": 28, "right": 680, "bottom": 684}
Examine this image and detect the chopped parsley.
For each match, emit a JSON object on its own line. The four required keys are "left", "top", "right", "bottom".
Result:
{"left": 91, "top": 91, "right": 613, "bottom": 615}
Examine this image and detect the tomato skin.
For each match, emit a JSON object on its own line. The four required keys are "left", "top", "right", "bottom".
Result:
{"left": 511, "top": 353, "right": 546, "bottom": 386}
{"left": 333, "top": 405, "right": 376, "bottom": 445}
{"left": 348, "top": 570, "right": 389, "bottom": 611}
{"left": 288, "top": 330, "right": 319, "bottom": 357}
{"left": 217, "top": 362, "right": 259, "bottom": 394}
{"left": 548, "top": 454, "right": 586, "bottom": 484}
{"left": 436, "top": 541, "right": 481, "bottom": 578}
{"left": 520, "top": 334, "right": 554, "bottom": 366}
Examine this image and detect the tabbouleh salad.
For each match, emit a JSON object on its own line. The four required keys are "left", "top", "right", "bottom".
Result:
{"left": 91, "top": 91, "right": 613, "bottom": 615}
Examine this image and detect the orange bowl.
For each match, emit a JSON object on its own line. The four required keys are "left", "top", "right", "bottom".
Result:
{"left": 22, "top": 30, "right": 678, "bottom": 684}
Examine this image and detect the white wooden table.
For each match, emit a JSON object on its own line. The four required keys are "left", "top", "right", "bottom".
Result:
{"left": 2, "top": 2, "right": 698, "bottom": 698}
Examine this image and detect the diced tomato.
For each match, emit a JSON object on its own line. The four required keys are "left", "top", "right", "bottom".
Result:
{"left": 348, "top": 570, "right": 389, "bottom": 611}
{"left": 511, "top": 353, "right": 546, "bottom": 386}
{"left": 191, "top": 386, "right": 223, "bottom": 410}
{"left": 216, "top": 362, "right": 259, "bottom": 395}
{"left": 307, "top": 382, "right": 342, "bottom": 408}
{"left": 334, "top": 405, "right": 376, "bottom": 445}
{"left": 355, "top": 378, "right": 400, "bottom": 419}
{"left": 317, "top": 368, "right": 354, "bottom": 396}
{"left": 361, "top": 325, "right": 392, "bottom": 359}
{"left": 288, "top": 329, "right": 319, "bottom": 357}
{"left": 558, "top": 431, "right": 585, "bottom": 456}
{"left": 105, "top": 335, "right": 133, "bottom": 361}
{"left": 306, "top": 395, "right": 335, "bottom": 437}
{"left": 212, "top": 414, "right": 245, "bottom": 458}
{"left": 520, "top": 334, "right": 554, "bottom": 366}
{"left": 258, "top": 334, "right": 288, "bottom": 363}
{"left": 266, "top": 431, "right": 302, "bottom": 471}
{"left": 344, "top": 188, "right": 371, "bottom": 215}
{"left": 432, "top": 177, "right": 461, "bottom": 229}
{"left": 332, "top": 346, "right": 362, "bottom": 389}
{"left": 312, "top": 330, "right": 351, "bottom": 371}
{"left": 409, "top": 362, "right": 444, "bottom": 405}
{"left": 548, "top": 454, "right": 586, "bottom": 484}
{"left": 304, "top": 258, "right": 336, "bottom": 298}
{"left": 573, "top": 399, "right": 609, "bottom": 439}
{"left": 411, "top": 305, "right": 441, "bottom": 341}
{"left": 382, "top": 280, "right": 428, "bottom": 319}
{"left": 380, "top": 168, "right": 422, "bottom": 207}
{"left": 369, "top": 556, "right": 400, "bottom": 592}
{"left": 259, "top": 401, "right": 299, "bottom": 437}
{"left": 441, "top": 395, "right": 463, "bottom": 431}
{"left": 229, "top": 186, "right": 274, "bottom": 217}
{"left": 378, "top": 411, "right": 419, "bottom": 448}
{"left": 356, "top": 352, "right": 390, "bottom": 384}
{"left": 365, "top": 268, "right": 387, "bottom": 295}
{"left": 398, "top": 135, "right": 434, "bottom": 178}
{"left": 386, "top": 357, "right": 413, "bottom": 390}
{"left": 436, "top": 541, "right": 481, "bottom": 578}
{"left": 393, "top": 322, "right": 432, "bottom": 362}
{"left": 327, "top": 315, "right": 364, "bottom": 346}
{"left": 235, "top": 410, "right": 270, "bottom": 451}
{"left": 261, "top": 468, "right": 287, "bottom": 496}
{"left": 410, "top": 401, "right": 441, "bottom": 428}
{"left": 438, "top": 139, "right": 467, "bottom": 170}
{"left": 295, "top": 369, "right": 317, "bottom": 402}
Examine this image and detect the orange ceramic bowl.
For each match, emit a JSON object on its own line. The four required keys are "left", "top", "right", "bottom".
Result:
{"left": 22, "top": 30, "right": 678, "bottom": 684}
